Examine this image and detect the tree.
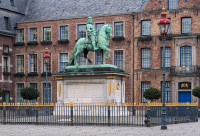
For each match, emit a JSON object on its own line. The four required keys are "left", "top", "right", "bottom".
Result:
{"left": 192, "top": 87, "right": 200, "bottom": 107}
{"left": 20, "top": 87, "right": 39, "bottom": 101}
{"left": 143, "top": 88, "right": 161, "bottom": 102}
{"left": 0, "top": 88, "right": 2, "bottom": 97}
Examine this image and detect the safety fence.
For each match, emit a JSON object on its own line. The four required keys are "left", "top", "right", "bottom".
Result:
{"left": 0, "top": 102, "right": 198, "bottom": 127}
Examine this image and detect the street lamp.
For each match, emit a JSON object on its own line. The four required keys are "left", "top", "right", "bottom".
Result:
{"left": 158, "top": 7, "right": 171, "bottom": 130}
{"left": 43, "top": 48, "right": 51, "bottom": 103}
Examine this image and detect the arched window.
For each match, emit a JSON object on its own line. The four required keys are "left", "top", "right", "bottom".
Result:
{"left": 180, "top": 46, "right": 192, "bottom": 73}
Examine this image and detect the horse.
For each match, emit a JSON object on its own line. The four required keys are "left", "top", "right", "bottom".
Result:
{"left": 67, "top": 24, "right": 112, "bottom": 66}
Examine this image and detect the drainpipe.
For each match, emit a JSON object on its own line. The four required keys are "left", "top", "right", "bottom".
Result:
{"left": 132, "top": 15, "right": 135, "bottom": 115}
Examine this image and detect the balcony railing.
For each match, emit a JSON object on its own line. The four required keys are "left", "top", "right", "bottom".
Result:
{"left": 170, "top": 65, "right": 200, "bottom": 76}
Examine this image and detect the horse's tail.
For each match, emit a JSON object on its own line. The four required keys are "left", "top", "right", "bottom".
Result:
{"left": 67, "top": 43, "right": 77, "bottom": 66}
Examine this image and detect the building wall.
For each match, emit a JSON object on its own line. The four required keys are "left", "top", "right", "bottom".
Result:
{"left": 0, "top": 0, "right": 28, "bottom": 103}
{"left": 133, "top": 0, "right": 200, "bottom": 102}
{"left": 16, "top": 14, "right": 134, "bottom": 103}
{"left": 0, "top": 34, "right": 15, "bottom": 102}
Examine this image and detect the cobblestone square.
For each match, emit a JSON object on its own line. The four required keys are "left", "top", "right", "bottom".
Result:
{"left": 1, "top": 120, "right": 200, "bottom": 136}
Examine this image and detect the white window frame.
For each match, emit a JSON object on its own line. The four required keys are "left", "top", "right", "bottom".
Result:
{"left": 59, "top": 52, "right": 69, "bottom": 72}
{"left": 60, "top": 25, "right": 69, "bottom": 40}
{"left": 29, "top": 27, "right": 38, "bottom": 42}
{"left": 113, "top": 50, "right": 124, "bottom": 70}
{"left": 77, "top": 24, "right": 86, "bottom": 39}
{"left": 42, "top": 82, "right": 52, "bottom": 104}
{"left": 43, "top": 26, "right": 52, "bottom": 41}
{"left": 29, "top": 54, "right": 38, "bottom": 73}
{"left": 141, "top": 20, "right": 151, "bottom": 36}
{"left": 16, "top": 28, "right": 25, "bottom": 42}
{"left": 114, "top": 21, "right": 124, "bottom": 37}
{"left": 181, "top": 17, "right": 191, "bottom": 34}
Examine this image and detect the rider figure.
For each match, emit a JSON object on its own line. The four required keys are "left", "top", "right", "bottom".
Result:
{"left": 87, "top": 17, "right": 98, "bottom": 51}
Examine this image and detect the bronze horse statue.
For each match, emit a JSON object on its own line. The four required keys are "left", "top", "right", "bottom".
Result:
{"left": 67, "top": 24, "right": 112, "bottom": 66}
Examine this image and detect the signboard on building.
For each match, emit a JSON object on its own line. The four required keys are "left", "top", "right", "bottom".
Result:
{"left": 178, "top": 82, "right": 191, "bottom": 90}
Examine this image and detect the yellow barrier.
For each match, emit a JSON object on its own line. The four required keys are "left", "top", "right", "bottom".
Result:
{"left": 0, "top": 102, "right": 198, "bottom": 107}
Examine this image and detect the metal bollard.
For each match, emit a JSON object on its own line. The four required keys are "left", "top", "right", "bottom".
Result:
{"left": 108, "top": 101, "right": 111, "bottom": 126}
{"left": 70, "top": 102, "right": 73, "bottom": 126}
{"left": 3, "top": 102, "right": 6, "bottom": 125}
{"left": 196, "top": 106, "right": 198, "bottom": 122}
{"left": 35, "top": 102, "right": 39, "bottom": 125}
{"left": 186, "top": 103, "right": 189, "bottom": 123}
{"left": 146, "top": 101, "right": 151, "bottom": 127}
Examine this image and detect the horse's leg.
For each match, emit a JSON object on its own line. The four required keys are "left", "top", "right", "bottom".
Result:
{"left": 84, "top": 50, "right": 93, "bottom": 65}
{"left": 74, "top": 49, "right": 83, "bottom": 66}
{"left": 100, "top": 45, "right": 110, "bottom": 60}
{"left": 102, "top": 50, "right": 106, "bottom": 64}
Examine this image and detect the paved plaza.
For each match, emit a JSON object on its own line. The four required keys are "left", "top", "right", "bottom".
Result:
{"left": 0, "top": 121, "right": 200, "bottom": 136}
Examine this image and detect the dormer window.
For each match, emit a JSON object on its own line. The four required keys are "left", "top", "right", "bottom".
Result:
{"left": 3, "top": 45, "right": 9, "bottom": 53}
{"left": 10, "top": 0, "right": 15, "bottom": 6}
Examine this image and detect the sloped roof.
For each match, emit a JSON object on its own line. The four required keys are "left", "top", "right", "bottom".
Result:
{"left": 22, "top": 0, "right": 148, "bottom": 22}
{"left": 0, "top": 0, "right": 28, "bottom": 14}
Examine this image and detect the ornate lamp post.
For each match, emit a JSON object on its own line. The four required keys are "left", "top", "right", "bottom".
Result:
{"left": 158, "top": 7, "right": 171, "bottom": 130}
{"left": 43, "top": 48, "right": 51, "bottom": 103}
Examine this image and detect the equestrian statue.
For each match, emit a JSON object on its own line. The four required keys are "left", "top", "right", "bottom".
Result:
{"left": 67, "top": 17, "right": 112, "bottom": 66}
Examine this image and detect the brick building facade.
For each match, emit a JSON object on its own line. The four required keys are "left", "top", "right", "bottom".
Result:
{"left": 15, "top": 14, "right": 134, "bottom": 103}
{"left": 133, "top": 0, "right": 200, "bottom": 103}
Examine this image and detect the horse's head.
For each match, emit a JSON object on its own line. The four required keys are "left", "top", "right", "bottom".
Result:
{"left": 105, "top": 24, "right": 112, "bottom": 38}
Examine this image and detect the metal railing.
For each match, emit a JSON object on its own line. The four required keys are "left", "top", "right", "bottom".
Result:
{"left": 0, "top": 102, "right": 198, "bottom": 127}
{"left": 170, "top": 65, "right": 200, "bottom": 76}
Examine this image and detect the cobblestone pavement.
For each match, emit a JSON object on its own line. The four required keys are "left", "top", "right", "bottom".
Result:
{"left": 0, "top": 122, "right": 200, "bottom": 136}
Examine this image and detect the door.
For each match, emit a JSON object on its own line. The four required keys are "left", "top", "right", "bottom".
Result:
{"left": 5, "top": 92, "right": 10, "bottom": 103}
{"left": 2, "top": 91, "right": 10, "bottom": 103}
{"left": 178, "top": 91, "right": 191, "bottom": 103}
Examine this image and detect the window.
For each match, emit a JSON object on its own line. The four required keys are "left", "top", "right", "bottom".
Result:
{"left": 180, "top": 46, "right": 192, "bottom": 73}
{"left": 16, "top": 29, "right": 24, "bottom": 42}
{"left": 167, "top": 18, "right": 171, "bottom": 34}
{"left": 16, "top": 55, "right": 24, "bottom": 73}
{"left": 141, "top": 48, "right": 151, "bottom": 69}
{"left": 3, "top": 57, "right": 8, "bottom": 72}
{"left": 43, "top": 27, "right": 51, "bottom": 41}
{"left": 16, "top": 83, "right": 24, "bottom": 103}
{"left": 29, "top": 28, "right": 37, "bottom": 41}
{"left": 43, "top": 53, "right": 51, "bottom": 73}
{"left": 60, "top": 53, "right": 68, "bottom": 72}
{"left": 60, "top": 25, "right": 68, "bottom": 40}
{"left": 141, "top": 20, "right": 151, "bottom": 36}
{"left": 161, "top": 81, "right": 171, "bottom": 102}
{"left": 30, "top": 83, "right": 37, "bottom": 89}
{"left": 181, "top": 18, "right": 191, "bottom": 34}
{"left": 77, "top": 53, "right": 86, "bottom": 65}
{"left": 114, "top": 22, "right": 124, "bottom": 37}
{"left": 10, "top": 0, "right": 15, "bottom": 6}
{"left": 29, "top": 54, "right": 37, "bottom": 73}
{"left": 161, "top": 47, "right": 171, "bottom": 68}
{"left": 168, "top": 0, "right": 178, "bottom": 9}
{"left": 114, "top": 50, "right": 124, "bottom": 70}
{"left": 3, "top": 45, "right": 9, "bottom": 53}
{"left": 4, "top": 17, "right": 10, "bottom": 30}
{"left": 95, "top": 23, "right": 104, "bottom": 31}
{"left": 141, "top": 82, "right": 150, "bottom": 103}
{"left": 29, "top": 83, "right": 38, "bottom": 103}
{"left": 43, "top": 83, "right": 51, "bottom": 103}
{"left": 77, "top": 24, "right": 86, "bottom": 39}
{"left": 95, "top": 51, "right": 103, "bottom": 65}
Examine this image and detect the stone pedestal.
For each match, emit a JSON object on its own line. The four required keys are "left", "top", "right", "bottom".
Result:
{"left": 54, "top": 65, "right": 128, "bottom": 104}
